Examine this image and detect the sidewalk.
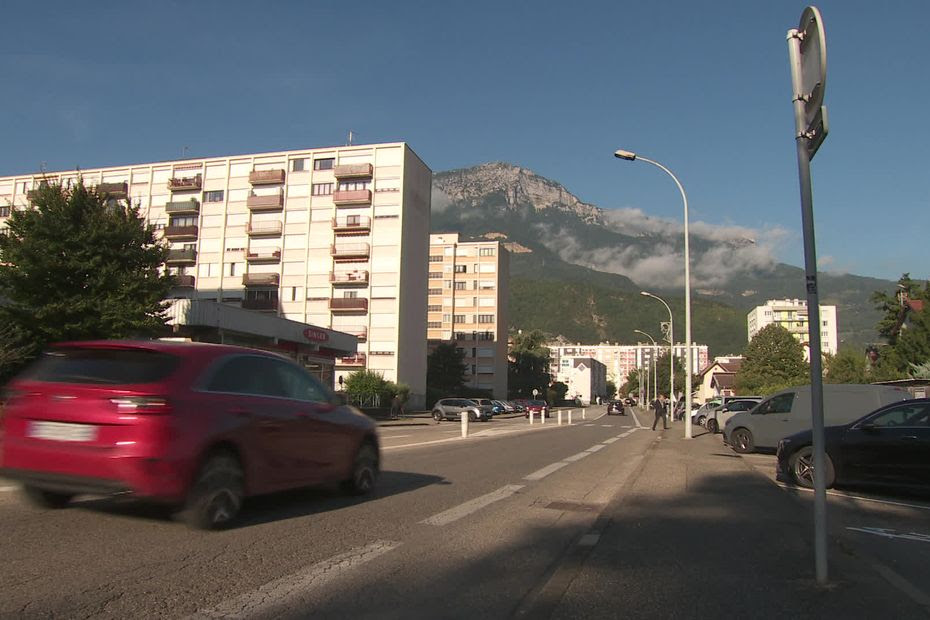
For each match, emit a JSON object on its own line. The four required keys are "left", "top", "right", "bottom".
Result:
{"left": 545, "top": 424, "right": 929, "bottom": 619}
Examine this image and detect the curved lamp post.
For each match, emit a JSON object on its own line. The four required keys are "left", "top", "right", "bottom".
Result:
{"left": 634, "top": 329, "right": 658, "bottom": 405}
{"left": 642, "top": 291, "right": 674, "bottom": 419}
{"left": 617, "top": 149, "right": 694, "bottom": 439}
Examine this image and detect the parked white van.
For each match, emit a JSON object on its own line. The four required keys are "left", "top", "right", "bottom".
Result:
{"left": 723, "top": 384, "right": 912, "bottom": 453}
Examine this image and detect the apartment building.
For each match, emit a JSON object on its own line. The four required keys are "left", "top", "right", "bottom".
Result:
{"left": 747, "top": 298, "right": 837, "bottom": 361}
{"left": 427, "top": 233, "right": 509, "bottom": 399}
{"left": 553, "top": 356, "right": 607, "bottom": 405}
{"left": 549, "top": 342, "right": 710, "bottom": 393}
{"left": 0, "top": 142, "right": 432, "bottom": 406}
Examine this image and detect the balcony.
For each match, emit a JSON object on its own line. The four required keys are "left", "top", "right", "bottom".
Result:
{"left": 245, "top": 248, "right": 281, "bottom": 263}
{"left": 97, "top": 182, "right": 127, "bottom": 198}
{"left": 332, "top": 189, "right": 372, "bottom": 206}
{"left": 249, "top": 169, "right": 286, "bottom": 185}
{"left": 336, "top": 353, "right": 367, "bottom": 367}
{"left": 329, "top": 298, "right": 369, "bottom": 312}
{"left": 332, "top": 216, "right": 371, "bottom": 234}
{"left": 333, "top": 163, "right": 373, "bottom": 179}
{"left": 241, "top": 298, "right": 278, "bottom": 311}
{"left": 164, "top": 225, "right": 199, "bottom": 240}
{"left": 331, "top": 243, "right": 370, "bottom": 260}
{"left": 246, "top": 191, "right": 284, "bottom": 211}
{"left": 242, "top": 272, "right": 280, "bottom": 287}
{"left": 330, "top": 270, "right": 369, "bottom": 285}
{"left": 339, "top": 325, "right": 368, "bottom": 342}
{"left": 165, "top": 198, "right": 200, "bottom": 215}
{"left": 174, "top": 274, "right": 195, "bottom": 288}
{"left": 166, "top": 248, "right": 197, "bottom": 264}
{"left": 246, "top": 220, "right": 283, "bottom": 236}
{"left": 168, "top": 174, "right": 202, "bottom": 191}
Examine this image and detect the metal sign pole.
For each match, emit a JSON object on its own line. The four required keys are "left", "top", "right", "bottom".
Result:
{"left": 787, "top": 5, "right": 829, "bottom": 585}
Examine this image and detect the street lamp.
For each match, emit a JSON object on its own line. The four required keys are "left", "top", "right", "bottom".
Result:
{"left": 642, "top": 291, "right": 674, "bottom": 419}
{"left": 634, "top": 329, "right": 658, "bottom": 405}
{"left": 616, "top": 149, "right": 694, "bottom": 439}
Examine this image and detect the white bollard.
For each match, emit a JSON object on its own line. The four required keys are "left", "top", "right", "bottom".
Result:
{"left": 558, "top": 409, "right": 563, "bottom": 425}
{"left": 569, "top": 409, "right": 573, "bottom": 425}
{"left": 461, "top": 411, "right": 469, "bottom": 438}
{"left": 583, "top": 408, "right": 587, "bottom": 420}
{"left": 541, "top": 408, "right": 546, "bottom": 424}
{"left": 529, "top": 410, "right": 535, "bottom": 425}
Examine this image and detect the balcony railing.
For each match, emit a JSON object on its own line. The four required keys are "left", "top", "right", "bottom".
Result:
{"left": 333, "top": 163, "right": 373, "bottom": 179}
{"left": 242, "top": 272, "right": 280, "bottom": 287}
{"left": 330, "top": 270, "right": 369, "bottom": 285}
{"left": 332, "top": 216, "right": 371, "bottom": 233}
{"left": 168, "top": 174, "right": 202, "bottom": 191}
{"left": 165, "top": 198, "right": 200, "bottom": 215}
{"left": 249, "top": 169, "right": 286, "bottom": 185}
{"left": 331, "top": 243, "right": 370, "bottom": 260}
{"left": 247, "top": 191, "right": 284, "bottom": 211}
{"left": 166, "top": 248, "right": 197, "bottom": 264}
{"left": 336, "top": 353, "right": 367, "bottom": 367}
{"left": 174, "top": 274, "right": 195, "bottom": 287}
{"left": 332, "top": 189, "right": 372, "bottom": 206}
{"left": 339, "top": 325, "right": 368, "bottom": 341}
{"left": 97, "top": 182, "right": 127, "bottom": 198}
{"left": 245, "top": 248, "right": 281, "bottom": 263}
{"left": 164, "top": 225, "right": 199, "bottom": 240}
{"left": 329, "top": 298, "right": 369, "bottom": 312}
{"left": 241, "top": 298, "right": 278, "bottom": 311}
{"left": 246, "top": 220, "right": 283, "bottom": 236}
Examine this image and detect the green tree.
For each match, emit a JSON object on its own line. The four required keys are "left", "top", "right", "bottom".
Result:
{"left": 508, "top": 329, "right": 551, "bottom": 398}
{"left": 0, "top": 324, "right": 35, "bottom": 383}
{"left": 735, "top": 324, "right": 809, "bottom": 395}
{"left": 605, "top": 380, "right": 617, "bottom": 400}
{"left": 426, "top": 342, "right": 467, "bottom": 393}
{"left": 654, "top": 351, "right": 685, "bottom": 399}
{"left": 344, "top": 369, "right": 392, "bottom": 405}
{"left": 0, "top": 180, "right": 173, "bottom": 365}
{"left": 869, "top": 274, "right": 930, "bottom": 375}
{"left": 823, "top": 349, "right": 868, "bottom": 384}
{"left": 622, "top": 367, "right": 641, "bottom": 399}
{"left": 547, "top": 380, "right": 568, "bottom": 404}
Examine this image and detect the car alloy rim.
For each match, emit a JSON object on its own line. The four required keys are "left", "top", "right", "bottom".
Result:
{"left": 794, "top": 450, "right": 814, "bottom": 485}
{"left": 356, "top": 465, "right": 374, "bottom": 491}
{"left": 208, "top": 489, "right": 238, "bottom": 525}
{"left": 735, "top": 432, "right": 748, "bottom": 450}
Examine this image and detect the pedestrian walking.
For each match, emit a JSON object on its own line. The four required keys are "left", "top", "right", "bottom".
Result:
{"left": 389, "top": 394, "right": 402, "bottom": 420}
{"left": 651, "top": 393, "right": 669, "bottom": 431}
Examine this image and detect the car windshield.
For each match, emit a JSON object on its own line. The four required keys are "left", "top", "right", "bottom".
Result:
{"left": 21, "top": 347, "right": 181, "bottom": 385}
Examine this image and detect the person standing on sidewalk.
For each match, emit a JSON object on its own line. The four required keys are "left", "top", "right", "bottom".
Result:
{"left": 651, "top": 393, "right": 668, "bottom": 430}
{"left": 389, "top": 394, "right": 402, "bottom": 420}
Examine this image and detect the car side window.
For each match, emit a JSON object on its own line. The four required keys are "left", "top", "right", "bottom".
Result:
{"left": 755, "top": 393, "right": 794, "bottom": 415}
{"left": 203, "top": 355, "right": 285, "bottom": 396}
{"left": 271, "top": 360, "right": 330, "bottom": 403}
{"left": 867, "top": 403, "right": 930, "bottom": 427}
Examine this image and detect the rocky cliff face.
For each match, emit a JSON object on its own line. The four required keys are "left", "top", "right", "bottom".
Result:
{"left": 433, "top": 162, "right": 602, "bottom": 223}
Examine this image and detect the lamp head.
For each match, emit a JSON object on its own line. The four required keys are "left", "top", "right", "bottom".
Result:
{"left": 614, "top": 149, "right": 637, "bottom": 161}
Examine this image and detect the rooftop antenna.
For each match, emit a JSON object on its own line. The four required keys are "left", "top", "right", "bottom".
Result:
{"left": 347, "top": 130, "right": 355, "bottom": 146}
{"left": 182, "top": 145, "right": 190, "bottom": 159}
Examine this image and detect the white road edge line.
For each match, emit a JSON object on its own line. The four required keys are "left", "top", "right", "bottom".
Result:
{"left": 524, "top": 462, "right": 570, "bottom": 481}
{"left": 630, "top": 409, "right": 643, "bottom": 428}
{"left": 189, "top": 540, "right": 402, "bottom": 619}
{"left": 421, "top": 484, "right": 525, "bottom": 526}
{"left": 602, "top": 438, "right": 619, "bottom": 444}
{"left": 585, "top": 445, "right": 605, "bottom": 453}
{"left": 563, "top": 452, "right": 591, "bottom": 462}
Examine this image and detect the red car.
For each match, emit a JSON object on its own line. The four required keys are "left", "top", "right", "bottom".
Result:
{"left": 522, "top": 400, "right": 550, "bottom": 418}
{"left": 0, "top": 340, "right": 380, "bottom": 529}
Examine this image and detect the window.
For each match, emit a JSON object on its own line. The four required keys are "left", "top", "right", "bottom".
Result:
{"left": 291, "top": 158, "right": 307, "bottom": 172}
{"left": 427, "top": 321, "right": 442, "bottom": 329}
{"left": 0, "top": 206, "right": 10, "bottom": 217}
{"left": 169, "top": 215, "right": 197, "bottom": 227}
{"left": 343, "top": 291, "right": 358, "bottom": 298}
{"left": 443, "top": 314, "right": 451, "bottom": 322}
{"left": 428, "top": 305, "right": 442, "bottom": 312}
{"left": 863, "top": 403, "right": 930, "bottom": 427}
{"left": 478, "top": 314, "right": 494, "bottom": 324}
{"left": 429, "top": 255, "right": 443, "bottom": 263}
{"left": 204, "top": 190, "right": 224, "bottom": 202}
{"left": 429, "top": 272, "right": 442, "bottom": 279}
{"left": 313, "top": 158, "right": 334, "bottom": 171}
{"left": 479, "top": 247, "right": 495, "bottom": 256}
{"left": 477, "top": 331, "right": 494, "bottom": 341}
{"left": 245, "top": 289, "right": 277, "bottom": 302}
{"left": 454, "top": 282, "right": 466, "bottom": 290}
{"left": 428, "top": 288, "right": 442, "bottom": 295}
{"left": 755, "top": 393, "right": 794, "bottom": 415}
{"left": 312, "top": 183, "right": 333, "bottom": 196}
{"left": 454, "top": 265, "right": 466, "bottom": 273}
{"left": 227, "top": 262, "right": 237, "bottom": 277}
{"left": 453, "top": 315, "right": 465, "bottom": 324}
{"left": 337, "top": 180, "right": 371, "bottom": 192}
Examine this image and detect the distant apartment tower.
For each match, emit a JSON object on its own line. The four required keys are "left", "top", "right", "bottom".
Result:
{"left": 554, "top": 356, "right": 607, "bottom": 405}
{"left": 0, "top": 142, "right": 432, "bottom": 406}
{"left": 427, "top": 233, "right": 509, "bottom": 399}
{"left": 549, "top": 343, "right": 709, "bottom": 393}
{"left": 747, "top": 298, "right": 837, "bottom": 361}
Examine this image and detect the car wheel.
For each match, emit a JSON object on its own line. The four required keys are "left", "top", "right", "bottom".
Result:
{"left": 730, "top": 428, "right": 755, "bottom": 454}
{"left": 697, "top": 415, "right": 706, "bottom": 426}
{"left": 468, "top": 411, "right": 477, "bottom": 422}
{"left": 789, "top": 446, "right": 835, "bottom": 489}
{"left": 22, "top": 486, "right": 73, "bottom": 509}
{"left": 181, "top": 453, "right": 244, "bottom": 530}
{"left": 342, "top": 442, "right": 379, "bottom": 495}
{"left": 432, "top": 409, "right": 443, "bottom": 422}
{"left": 706, "top": 418, "right": 718, "bottom": 434}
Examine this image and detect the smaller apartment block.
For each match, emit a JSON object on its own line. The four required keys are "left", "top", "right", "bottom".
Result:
{"left": 553, "top": 356, "right": 607, "bottom": 405}
{"left": 550, "top": 343, "right": 709, "bottom": 393}
{"left": 747, "top": 298, "right": 837, "bottom": 361}
{"left": 427, "top": 234, "right": 509, "bottom": 399}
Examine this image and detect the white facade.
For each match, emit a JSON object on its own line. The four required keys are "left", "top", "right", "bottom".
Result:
{"left": 747, "top": 298, "right": 838, "bottom": 361}
{"left": 0, "top": 142, "right": 432, "bottom": 406}
{"left": 427, "top": 233, "right": 509, "bottom": 399}
{"left": 549, "top": 343, "right": 710, "bottom": 390}
{"left": 554, "top": 356, "right": 607, "bottom": 405}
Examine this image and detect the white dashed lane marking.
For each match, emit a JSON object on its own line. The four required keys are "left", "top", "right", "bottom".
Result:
{"left": 421, "top": 485, "right": 525, "bottom": 526}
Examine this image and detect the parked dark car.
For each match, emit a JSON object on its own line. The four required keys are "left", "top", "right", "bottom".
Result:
{"left": 607, "top": 400, "right": 627, "bottom": 415}
{"left": 523, "top": 400, "right": 550, "bottom": 418}
{"left": 0, "top": 340, "right": 380, "bottom": 530}
{"left": 776, "top": 398, "right": 930, "bottom": 492}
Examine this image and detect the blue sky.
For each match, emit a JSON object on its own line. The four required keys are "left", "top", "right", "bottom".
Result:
{"left": 1, "top": 1, "right": 926, "bottom": 282}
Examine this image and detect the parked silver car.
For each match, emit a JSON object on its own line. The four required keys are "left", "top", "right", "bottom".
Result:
{"left": 705, "top": 398, "right": 761, "bottom": 434}
{"left": 431, "top": 398, "right": 493, "bottom": 422}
